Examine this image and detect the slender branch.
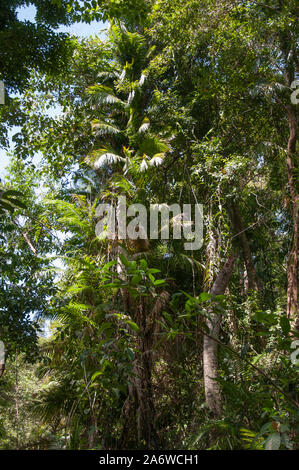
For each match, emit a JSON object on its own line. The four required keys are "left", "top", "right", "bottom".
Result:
{"left": 22, "top": 232, "right": 37, "bottom": 256}
{"left": 254, "top": 2, "right": 279, "bottom": 12}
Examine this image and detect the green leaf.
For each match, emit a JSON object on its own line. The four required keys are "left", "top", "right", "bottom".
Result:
{"left": 265, "top": 433, "right": 281, "bottom": 450}
{"left": 212, "top": 294, "right": 226, "bottom": 302}
{"left": 139, "top": 259, "right": 148, "bottom": 270}
{"left": 90, "top": 371, "right": 103, "bottom": 382}
{"left": 119, "top": 254, "right": 130, "bottom": 267}
{"left": 131, "top": 274, "right": 142, "bottom": 285}
{"left": 103, "top": 260, "right": 117, "bottom": 270}
{"left": 199, "top": 292, "right": 213, "bottom": 302}
{"left": 127, "top": 321, "right": 140, "bottom": 333}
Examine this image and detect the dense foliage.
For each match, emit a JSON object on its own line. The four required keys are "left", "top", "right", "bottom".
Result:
{"left": 0, "top": 0, "right": 298, "bottom": 450}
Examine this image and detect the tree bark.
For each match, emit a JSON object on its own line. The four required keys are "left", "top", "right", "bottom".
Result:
{"left": 0, "top": 340, "right": 5, "bottom": 378}
{"left": 203, "top": 253, "right": 235, "bottom": 418}
{"left": 134, "top": 296, "right": 160, "bottom": 449}
{"left": 286, "top": 104, "right": 299, "bottom": 329}
{"left": 119, "top": 284, "right": 168, "bottom": 449}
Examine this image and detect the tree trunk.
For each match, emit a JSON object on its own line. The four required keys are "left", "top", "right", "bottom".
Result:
{"left": 134, "top": 296, "right": 160, "bottom": 449}
{"left": 286, "top": 104, "right": 299, "bottom": 330}
{"left": 119, "top": 287, "right": 168, "bottom": 449}
{"left": 0, "top": 340, "right": 5, "bottom": 378}
{"left": 229, "top": 201, "right": 260, "bottom": 292}
{"left": 203, "top": 253, "right": 235, "bottom": 418}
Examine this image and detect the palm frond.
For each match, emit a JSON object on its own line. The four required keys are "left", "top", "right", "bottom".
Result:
{"left": 139, "top": 135, "right": 170, "bottom": 157}
{"left": 86, "top": 84, "right": 125, "bottom": 106}
{"left": 94, "top": 152, "right": 125, "bottom": 169}
{"left": 91, "top": 119, "right": 121, "bottom": 136}
{"left": 149, "top": 153, "right": 165, "bottom": 167}
{"left": 138, "top": 117, "right": 150, "bottom": 133}
{"left": 140, "top": 158, "right": 149, "bottom": 172}
{"left": 139, "top": 73, "right": 147, "bottom": 86}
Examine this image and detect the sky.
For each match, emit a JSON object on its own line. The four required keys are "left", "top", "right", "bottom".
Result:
{"left": 0, "top": 5, "right": 107, "bottom": 179}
